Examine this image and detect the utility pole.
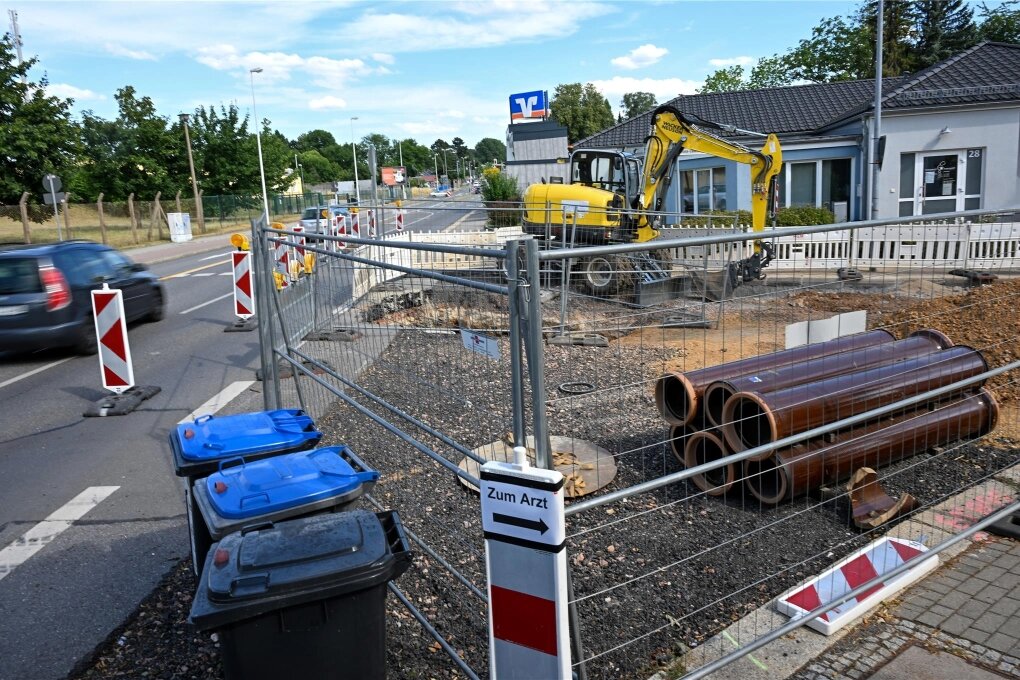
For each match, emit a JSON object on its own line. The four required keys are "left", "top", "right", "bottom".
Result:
{"left": 350, "top": 117, "right": 360, "bottom": 206}
{"left": 8, "top": 10, "right": 26, "bottom": 87}
{"left": 178, "top": 113, "right": 206, "bottom": 233}
{"left": 870, "top": 0, "right": 884, "bottom": 220}
{"left": 398, "top": 140, "right": 405, "bottom": 200}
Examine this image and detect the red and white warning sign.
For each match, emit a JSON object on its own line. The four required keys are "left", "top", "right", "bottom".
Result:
{"left": 275, "top": 238, "right": 290, "bottom": 287}
{"left": 91, "top": 285, "right": 134, "bottom": 394}
{"left": 231, "top": 251, "right": 254, "bottom": 319}
{"left": 351, "top": 211, "right": 360, "bottom": 239}
{"left": 395, "top": 208, "right": 405, "bottom": 232}
{"left": 332, "top": 214, "right": 347, "bottom": 251}
{"left": 481, "top": 460, "right": 570, "bottom": 678}
{"left": 776, "top": 536, "right": 938, "bottom": 635}
{"left": 367, "top": 210, "right": 376, "bottom": 238}
{"left": 292, "top": 225, "right": 306, "bottom": 259}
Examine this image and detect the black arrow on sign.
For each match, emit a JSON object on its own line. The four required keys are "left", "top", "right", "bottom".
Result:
{"left": 492, "top": 513, "right": 549, "bottom": 535}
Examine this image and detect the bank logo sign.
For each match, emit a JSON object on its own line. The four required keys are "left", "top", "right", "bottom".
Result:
{"left": 509, "top": 90, "right": 546, "bottom": 120}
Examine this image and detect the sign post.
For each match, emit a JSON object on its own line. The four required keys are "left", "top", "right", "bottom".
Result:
{"left": 481, "top": 452, "right": 570, "bottom": 678}
{"left": 43, "top": 174, "right": 63, "bottom": 240}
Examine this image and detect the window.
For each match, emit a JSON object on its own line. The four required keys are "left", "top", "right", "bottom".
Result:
{"left": 680, "top": 167, "right": 726, "bottom": 214}
{"left": 900, "top": 148, "right": 984, "bottom": 216}
{"left": 790, "top": 162, "right": 816, "bottom": 205}
{"left": 778, "top": 158, "right": 853, "bottom": 219}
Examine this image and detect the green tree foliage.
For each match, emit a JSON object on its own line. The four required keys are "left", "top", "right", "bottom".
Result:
{"left": 186, "top": 104, "right": 289, "bottom": 196}
{"left": 978, "top": 1, "right": 1020, "bottom": 42}
{"left": 69, "top": 86, "right": 183, "bottom": 202}
{"left": 785, "top": 14, "right": 874, "bottom": 82}
{"left": 296, "top": 150, "right": 337, "bottom": 184}
{"left": 620, "top": 92, "right": 657, "bottom": 119}
{"left": 451, "top": 136, "right": 468, "bottom": 159}
{"left": 0, "top": 35, "right": 79, "bottom": 206}
{"left": 915, "top": 0, "right": 978, "bottom": 67}
{"left": 393, "top": 138, "right": 432, "bottom": 178}
{"left": 549, "top": 82, "right": 615, "bottom": 144}
{"left": 748, "top": 55, "right": 793, "bottom": 88}
{"left": 473, "top": 137, "right": 506, "bottom": 165}
{"left": 698, "top": 66, "right": 745, "bottom": 93}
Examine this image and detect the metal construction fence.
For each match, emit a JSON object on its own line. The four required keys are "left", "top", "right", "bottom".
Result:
{"left": 248, "top": 204, "right": 1020, "bottom": 679}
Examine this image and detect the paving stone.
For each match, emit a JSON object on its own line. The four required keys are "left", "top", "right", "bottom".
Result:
{"left": 1001, "top": 618, "right": 1020, "bottom": 638}
{"left": 930, "top": 605, "right": 958, "bottom": 620}
{"left": 959, "top": 600, "right": 991, "bottom": 619}
{"left": 984, "top": 632, "right": 1019, "bottom": 656}
{"left": 972, "top": 612, "right": 1009, "bottom": 634}
{"left": 958, "top": 579, "right": 987, "bottom": 595}
{"left": 975, "top": 585, "right": 1010, "bottom": 605}
{"left": 936, "top": 591, "right": 973, "bottom": 610}
{"left": 988, "top": 598, "right": 1020, "bottom": 617}
{"left": 918, "top": 611, "right": 948, "bottom": 628}
{"left": 966, "top": 629, "right": 991, "bottom": 644}
{"left": 998, "top": 571, "right": 1020, "bottom": 590}
{"left": 941, "top": 616, "right": 976, "bottom": 636}
{"left": 979, "top": 566, "right": 1008, "bottom": 583}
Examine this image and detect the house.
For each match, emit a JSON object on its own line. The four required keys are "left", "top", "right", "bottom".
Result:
{"left": 577, "top": 41, "right": 1020, "bottom": 223}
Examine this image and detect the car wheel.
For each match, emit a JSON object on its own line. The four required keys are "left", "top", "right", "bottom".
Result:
{"left": 74, "top": 319, "right": 98, "bottom": 355}
{"left": 145, "top": 289, "right": 166, "bottom": 322}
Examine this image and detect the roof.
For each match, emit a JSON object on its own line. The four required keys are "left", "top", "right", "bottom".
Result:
{"left": 579, "top": 41, "right": 1020, "bottom": 149}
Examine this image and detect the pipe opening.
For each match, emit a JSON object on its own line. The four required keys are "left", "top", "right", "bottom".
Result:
{"left": 745, "top": 457, "right": 786, "bottom": 505}
{"left": 704, "top": 383, "right": 733, "bottom": 427}
{"left": 693, "top": 437, "right": 728, "bottom": 487}
{"left": 661, "top": 376, "right": 694, "bottom": 424}
{"left": 732, "top": 399, "right": 773, "bottom": 449}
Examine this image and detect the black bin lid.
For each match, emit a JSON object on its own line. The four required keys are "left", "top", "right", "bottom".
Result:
{"left": 190, "top": 510, "right": 411, "bottom": 631}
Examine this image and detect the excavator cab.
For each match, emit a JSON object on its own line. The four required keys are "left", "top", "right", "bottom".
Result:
{"left": 570, "top": 150, "right": 641, "bottom": 207}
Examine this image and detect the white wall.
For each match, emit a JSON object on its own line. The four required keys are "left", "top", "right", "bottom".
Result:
{"left": 874, "top": 106, "right": 1020, "bottom": 217}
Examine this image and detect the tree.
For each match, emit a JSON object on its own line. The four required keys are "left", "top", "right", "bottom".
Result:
{"left": 473, "top": 137, "right": 506, "bottom": 166}
{"left": 784, "top": 14, "right": 874, "bottom": 82}
{"left": 747, "top": 55, "right": 793, "bottom": 88}
{"left": 698, "top": 66, "right": 746, "bottom": 93}
{"left": 621, "top": 92, "right": 657, "bottom": 119}
{"left": 297, "top": 150, "right": 337, "bottom": 184}
{"left": 549, "top": 82, "right": 615, "bottom": 144}
{"left": 0, "top": 35, "right": 79, "bottom": 206}
{"left": 978, "top": 1, "right": 1020, "bottom": 43}
{"left": 294, "top": 129, "right": 337, "bottom": 153}
{"left": 914, "top": 0, "right": 978, "bottom": 68}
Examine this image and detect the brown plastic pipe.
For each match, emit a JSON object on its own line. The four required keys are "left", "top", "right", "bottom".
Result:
{"left": 702, "top": 329, "right": 954, "bottom": 427}
{"left": 654, "top": 329, "right": 895, "bottom": 426}
{"left": 682, "top": 429, "right": 738, "bottom": 496}
{"left": 743, "top": 388, "right": 998, "bottom": 505}
{"left": 722, "top": 345, "right": 988, "bottom": 456}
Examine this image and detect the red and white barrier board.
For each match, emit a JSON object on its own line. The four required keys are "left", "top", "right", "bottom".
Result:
{"left": 481, "top": 459, "right": 570, "bottom": 678}
{"left": 91, "top": 285, "right": 134, "bottom": 394}
{"left": 395, "top": 208, "right": 405, "bottom": 232}
{"left": 231, "top": 251, "right": 254, "bottom": 319}
{"left": 292, "top": 225, "right": 306, "bottom": 259}
{"left": 350, "top": 212, "right": 360, "bottom": 239}
{"left": 275, "top": 237, "right": 290, "bottom": 286}
{"left": 367, "top": 210, "right": 376, "bottom": 238}
{"left": 776, "top": 536, "right": 938, "bottom": 635}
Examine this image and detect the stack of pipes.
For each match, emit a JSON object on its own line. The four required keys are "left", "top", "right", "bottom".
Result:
{"left": 655, "top": 329, "right": 997, "bottom": 504}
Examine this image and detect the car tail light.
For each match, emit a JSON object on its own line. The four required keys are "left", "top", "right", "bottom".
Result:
{"left": 39, "top": 265, "right": 71, "bottom": 311}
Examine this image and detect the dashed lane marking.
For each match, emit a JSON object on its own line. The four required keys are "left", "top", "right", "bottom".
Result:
{"left": 0, "top": 358, "right": 73, "bottom": 390}
{"left": 0, "top": 486, "right": 120, "bottom": 581}
{"left": 179, "top": 292, "right": 233, "bottom": 315}
{"left": 160, "top": 259, "right": 230, "bottom": 280}
{"left": 178, "top": 381, "right": 255, "bottom": 424}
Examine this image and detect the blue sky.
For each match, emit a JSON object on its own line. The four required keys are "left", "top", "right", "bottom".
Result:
{"left": 8, "top": 1, "right": 994, "bottom": 148}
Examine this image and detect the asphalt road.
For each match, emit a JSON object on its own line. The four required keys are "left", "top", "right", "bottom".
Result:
{"left": 0, "top": 193, "right": 479, "bottom": 680}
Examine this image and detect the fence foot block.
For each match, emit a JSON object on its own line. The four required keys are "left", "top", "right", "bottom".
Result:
{"left": 303, "top": 329, "right": 360, "bottom": 342}
{"left": 83, "top": 385, "right": 161, "bottom": 417}
{"left": 224, "top": 318, "right": 258, "bottom": 333}
{"left": 548, "top": 333, "right": 609, "bottom": 347}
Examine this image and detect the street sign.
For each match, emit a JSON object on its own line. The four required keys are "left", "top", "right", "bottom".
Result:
{"left": 42, "top": 174, "right": 62, "bottom": 192}
{"left": 481, "top": 460, "right": 570, "bottom": 678}
{"left": 231, "top": 251, "right": 255, "bottom": 319}
{"left": 43, "top": 192, "right": 66, "bottom": 206}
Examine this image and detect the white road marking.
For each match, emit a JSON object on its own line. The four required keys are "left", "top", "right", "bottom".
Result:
{"left": 193, "top": 272, "right": 216, "bottom": 277}
{"left": 0, "top": 486, "right": 119, "bottom": 581}
{"left": 178, "top": 380, "right": 255, "bottom": 424}
{"left": 0, "top": 358, "right": 73, "bottom": 390}
{"left": 200, "top": 252, "right": 232, "bottom": 261}
{"left": 218, "top": 272, "right": 233, "bottom": 276}
{"left": 179, "top": 292, "right": 232, "bottom": 315}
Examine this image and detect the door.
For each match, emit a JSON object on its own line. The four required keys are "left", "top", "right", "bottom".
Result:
{"left": 915, "top": 151, "right": 964, "bottom": 215}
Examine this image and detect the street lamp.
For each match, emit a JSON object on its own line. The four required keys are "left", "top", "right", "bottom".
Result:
{"left": 350, "top": 116, "right": 360, "bottom": 206}
{"left": 293, "top": 153, "right": 306, "bottom": 208}
{"left": 249, "top": 67, "right": 271, "bottom": 223}
{"left": 441, "top": 148, "right": 453, "bottom": 186}
{"left": 433, "top": 154, "right": 439, "bottom": 188}
{"left": 178, "top": 112, "right": 205, "bottom": 233}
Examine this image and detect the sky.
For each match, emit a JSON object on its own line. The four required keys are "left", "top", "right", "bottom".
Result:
{"left": 5, "top": 1, "right": 995, "bottom": 150}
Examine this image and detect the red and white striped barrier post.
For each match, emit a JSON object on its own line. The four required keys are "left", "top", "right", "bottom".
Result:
{"left": 481, "top": 454, "right": 570, "bottom": 678}
{"left": 367, "top": 209, "right": 377, "bottom": 238}
{"left": 351, "top": 211, "right": 360, "bottom": 240}
{"left": 91, "top": 284, "right": 134, "bottom": 394}
{"left": 275, "top": 237, "right": 290, "bottom": 287}
{"left": 225, "top": 251, "right": 257, "bottom": 332}
{"left": 395, "top": 208, "right": 405, "bottom": 232}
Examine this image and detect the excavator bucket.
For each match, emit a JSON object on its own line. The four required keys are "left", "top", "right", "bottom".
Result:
{"left": 689, "top": 266, "right": 735, "bottom": 302}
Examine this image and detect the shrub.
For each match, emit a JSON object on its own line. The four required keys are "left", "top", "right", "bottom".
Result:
{"left": 775, "top": 205, "right": 835, "bottom": 226}
{"left": 481, "top": 169, "right": 521, "bottom": 228}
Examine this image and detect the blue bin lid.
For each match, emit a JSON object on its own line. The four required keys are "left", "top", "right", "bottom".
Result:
{"left": 173, "top": 409, "right": 321, "bottom": 464}
{"left": 201, "top": 446, "right": 379, "bottom": 521}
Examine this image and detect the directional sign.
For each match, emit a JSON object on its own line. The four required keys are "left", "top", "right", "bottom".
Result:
{"left": 231, "top": 251, "right": 254, "bottom": 319}
{"left": 43, "top": 192, "right": 66, "bottom": 206}
{"left": 481, "top": 462, "right": 564, "bottom": 551}
{"left": 91, "top": 285, "right": 134, "bottom": 394}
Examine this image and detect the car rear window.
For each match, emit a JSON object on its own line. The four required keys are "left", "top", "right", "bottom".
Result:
{"left": 301, "top": 208, "right": 320, "bottom": 220}
{"left": 0, "top": 257, "right": 41, "bottom": 294}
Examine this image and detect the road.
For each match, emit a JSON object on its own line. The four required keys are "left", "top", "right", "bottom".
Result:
{"left": 0, "top": 194, "right": 479, "bottom": 680}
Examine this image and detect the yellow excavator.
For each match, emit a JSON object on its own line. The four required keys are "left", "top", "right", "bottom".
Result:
{"left": 522, "top": 104, "right": 783, "bottom": 295}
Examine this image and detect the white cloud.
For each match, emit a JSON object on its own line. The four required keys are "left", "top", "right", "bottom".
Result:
{"left": 440, "top": 110, "right": 467, "bottom": 119}
{"left": 590, "top": 76, "right": 700, "bottom": 108}
{"left": 46, "top": 83, "right": 104, "bottom": 101}
{"left": 344, "top": 2, "right": 612, "bottom": 52}
{"left": 309, "top": 95, "right": 348, "bottom": 111}
{"left": 611, "top": 44, "right": 668, "bottom": 70}
{"left": 708, "top": 56, "right": 755, "bottom": 68}
{"left": 104, "top": 43, "right": 156, "bottom": 61}
{"left": 196, "top": 45, "right": 374, "bottom": 87}
{"left": 372, "top": 52, "right": 395, "bottom": 65}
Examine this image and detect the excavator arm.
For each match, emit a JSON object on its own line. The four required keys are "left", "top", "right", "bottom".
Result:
{"left": 636, "top": 105, "right": 783, "bottom": 281}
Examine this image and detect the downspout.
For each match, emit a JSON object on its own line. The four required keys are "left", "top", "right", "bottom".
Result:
{"left": 870, "top": 0, "right": 884, "bottom": 219}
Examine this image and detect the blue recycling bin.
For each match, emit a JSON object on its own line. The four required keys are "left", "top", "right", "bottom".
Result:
{"left": 190, "top": 446, "right": 379, "bottom": 570}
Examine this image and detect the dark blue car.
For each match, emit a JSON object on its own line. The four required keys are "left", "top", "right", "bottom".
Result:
{"left": 0, "top": 240, "right": 165, "bottom": 355}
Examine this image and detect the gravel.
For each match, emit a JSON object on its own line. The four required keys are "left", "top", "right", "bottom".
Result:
{"left": 68, "top": 285, "right": 1020, "bottom": 680}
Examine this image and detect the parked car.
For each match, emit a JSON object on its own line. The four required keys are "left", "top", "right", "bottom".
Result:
{"left": 299, "top": 205, "right": 350, "bottom": 233}
{"left": 0, "top": 240, "right": 165, "bottom": 355}
{"left": 430, "top": 189, "right": 453, "bottom": 198}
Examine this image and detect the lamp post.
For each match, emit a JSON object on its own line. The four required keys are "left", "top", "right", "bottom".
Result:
{"left": 294, "top": 153, "right": 306, "bottom": 208}
{"left": 441, "top": 148, "right": 452, "bottom": 187}
{"left": 433, "top": 154, "right": 439, "bottom": 187}
{"left": 350, "top": 116, "right": 360, "bottom": 206}
{"left": 249, "top": 67, "right": 271, "bottom": 223}
{"left": 178, "top": 112, "right": 206, "bottom": 233}
{"left": 398, "top": 140, "right": 405, "bottom": 200}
